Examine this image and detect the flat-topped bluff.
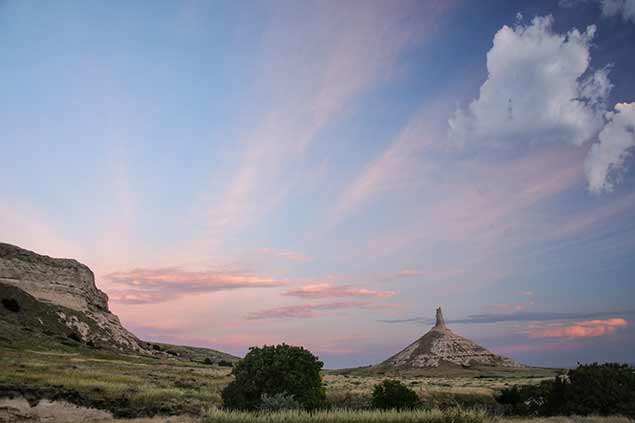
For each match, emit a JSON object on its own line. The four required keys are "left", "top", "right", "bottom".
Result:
{"left": 383, "top": 307, "right": 522, "bottom": 369}
{"left": 0, "top": 242, "right": 238, "bottom": 364}
{"left": 0, "top": 242, "right": 143, "bottom": 351}
{"left": 0, "top": 242, "right": 108, "bottom": 312}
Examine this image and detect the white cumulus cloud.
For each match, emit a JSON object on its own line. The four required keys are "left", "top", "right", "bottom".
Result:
{"left": 449, "top": 16, "right": 611, "bottom": 148}
{"left": 585, "top": 103, "right": 635, "bottom": 193}
{"left": 449, "top": 15, "right": 635, "bottom": 193}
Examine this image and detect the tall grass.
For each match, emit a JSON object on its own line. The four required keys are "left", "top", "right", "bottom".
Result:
{"left": 202, "top": 408, "right": 493, "bottom": 423}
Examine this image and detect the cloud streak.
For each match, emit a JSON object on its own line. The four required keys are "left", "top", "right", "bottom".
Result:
{"left": 283, "top": 284, "right": 395, "bottom": 299}
{"left": 380, "top": 309, "right": 635, "bottom": 325}
{"left": 261, "top": 248, "right": 311, "bottom": 262}
{"left": 104, "top": 267, "right": 285, "bottom": 304}
{"left": 247, "top": 301, "right": 395, "bottom": 320}
{"left": 529, "top": 318, "right": 628, "bottom": 339}
{"left": 206, "top": 1, "right": 456, "bottom": 240}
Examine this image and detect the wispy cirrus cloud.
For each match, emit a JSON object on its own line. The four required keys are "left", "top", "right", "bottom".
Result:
{"left": 380, "top": 310, "right": 635, "bottom": 325}
{"left": 283, "top": 284, "right": 395, "bottom": 299}
{"left": 483, "top": 303, "right": 533, "bottom": 313}
{"left": 396, "top": 268, "right": 465, "bottom": 280}
{"left": 529, "top": 318, "right": 628, "bottom": 339}
{"left": 104, "top": 267, "right": 285, "bottom": 304}
{"left": 206, "top": 1, "right": 456, "bottom": 240}
{"left": 261, "top": 248, "right": 311, "bottom": 262}
{"left": 247, "top": 301, "right": 396, "bottom": 320}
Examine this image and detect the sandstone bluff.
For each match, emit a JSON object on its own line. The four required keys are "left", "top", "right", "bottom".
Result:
{"left": 382, "top": 307, "right": 522, "bottom": 369}
{"left": 0, "top": 242, "right": 143, "bottom": 351}
{"left": 0, "top": 242, "right": 238, "bottom": 363}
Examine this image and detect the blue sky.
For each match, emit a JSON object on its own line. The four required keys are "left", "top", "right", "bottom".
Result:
{"left": 1, "top": 0, "right": 635, "bottom": 368}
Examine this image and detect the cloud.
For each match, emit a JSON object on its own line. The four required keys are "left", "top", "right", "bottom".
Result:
{"left": 483, "top": 303, "right": 532, "bottom": 313}
{"left": 261, "top": 248, "right": 311, "bottom": 262}
{"left": 247, "top": 301, "right": 395, "bottom": 320}
{"left": 529, "top": 318, "right": 628, "bottom": 339}
{"left": 449, "top": 16, "right": 610, "bottom": 148}
{"left": 103, "top": 267, "right": 285, "bottom": 304}
{"left": 331, "top": 112, "right": 438, "bottom": 221}
{"left": 448, "top": 14, "right": 635, "bottom": 192}
{"left": 206, "top": 1, "right": 455, "bottom": 240}
{"left": 396, "top": 268, "right": 465, "bottom": 280}
{"left": 559, "top": 0, "right": 635, "bottom": 22}
{"left": 585, "top": 103, "right": 635, "bottom": 193}
{"left": 283, "top": 284, "right": 395, "bottom": 299}
{"left": 380, "top": 309, "right": 635, "bottom": 325}
{"left": 600, "top": 0, "right": 635, "bottom": 22}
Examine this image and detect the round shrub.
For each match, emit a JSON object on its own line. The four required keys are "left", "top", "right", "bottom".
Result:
{"left": 371, "top": 379, "right": 419, "bottom": 410}
{"left": 221, "top": 343, "right": 325, "bottom": 410}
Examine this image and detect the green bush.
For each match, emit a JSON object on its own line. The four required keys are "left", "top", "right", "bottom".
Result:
{"left": 559, "top": 362, "right": 635, "bottom": 417}
{"left": 371, "top": 379, "right": 419, "bottom": 410}
{"left": 221, "top": 343, "right": 325, "bottom": 410}
{"left": 325, "top": 390, "right": 372, "bottom": 410}
{"left": 258, "top": 392, "right": 300, "bottom": 411}
{"left": 496, "top": 362, "right": 635, "bottom": 418}
{"left": 496, "top": 381, "right": 554, "bottom": 416}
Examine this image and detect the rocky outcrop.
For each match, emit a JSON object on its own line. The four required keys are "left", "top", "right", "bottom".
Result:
{"left": 0, "top": 243, "right": 144, "bottom": 351}
{"left": 0, "top": 243, "right": 107, "bottom": 312}
{"left": 383, "top": 307, "right": 522, "bottom": 369}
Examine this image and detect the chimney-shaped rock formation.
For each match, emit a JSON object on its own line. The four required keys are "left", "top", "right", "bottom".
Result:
{"left": 434, "top": 307, "right": 446, "bottom": 330}
{"left": 382, "top": 307, "right": 522, "bottom": 369}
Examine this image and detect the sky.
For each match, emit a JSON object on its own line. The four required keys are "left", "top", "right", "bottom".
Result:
{"left": 1, "top": 0, "right": 635, "bottom": 369}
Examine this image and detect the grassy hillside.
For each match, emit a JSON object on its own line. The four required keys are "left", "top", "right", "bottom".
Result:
{"left": 0, "top": 283, "right": 239, "bottom": 365}
{"left": 0, "top": 346, "right": 233, "bottom": 417}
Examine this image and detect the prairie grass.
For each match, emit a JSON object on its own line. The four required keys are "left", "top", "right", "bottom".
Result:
{"left": 0, "top": 346, "right": 232, "bottom": 416}
{"left": 197, "top": 410, "right": 632, "bottom": 423}
{"left": 201, "top": 408, "right": 494, "bottom": 423}
{"left": 499, "top": 418, "right": 633, "bottom": 423}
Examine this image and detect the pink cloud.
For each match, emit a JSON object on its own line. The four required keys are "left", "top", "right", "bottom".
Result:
{"left": 261, "top": 248, "right": 311, "bottom": 262}
{"left": 104, "top": 267, "right": 285, "bottom": 304}
{"left": 361, "top": 144, "right": 585, "bottom": 259}
{"left": 247, "top": 301, "right": 396, "bottom": 320}
{"left": 529, "top": 318, "right": 628, "bottom": 339}
{"left": 206, "top": 1, "right": 457, "bottom": 241}
{"left": 283, "top": 284, "right": 395, "bottom": 299}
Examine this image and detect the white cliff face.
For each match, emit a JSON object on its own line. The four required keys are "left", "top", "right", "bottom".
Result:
{"left": 384, "top": 308, "right": 522, "bottom": 369}
{"left": 0, "top": 243, "right": 144, "bottom": 351}
{"left": 0, "top": 243, "right": 107, "bottom": 312}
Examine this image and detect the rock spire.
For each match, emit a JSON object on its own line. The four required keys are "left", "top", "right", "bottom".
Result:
{"left": 434, "top": 307, "right": 446, "bottom": 329}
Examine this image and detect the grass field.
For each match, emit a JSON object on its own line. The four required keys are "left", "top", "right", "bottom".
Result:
{"left": 0, "top": 346, "right": 232, "bottom": 417}
{"left": 0, "top": 345, "right": 630, "bottom": 423}
{"left": 104, "top": 412, "right": 632, "bottom": 423}
{"left": 0, "top": 345, "right": 557, "bottom": 417}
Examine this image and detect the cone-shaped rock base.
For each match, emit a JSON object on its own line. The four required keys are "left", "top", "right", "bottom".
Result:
{"left": 383, "top": 308, "right": 522, "bottom": 369}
